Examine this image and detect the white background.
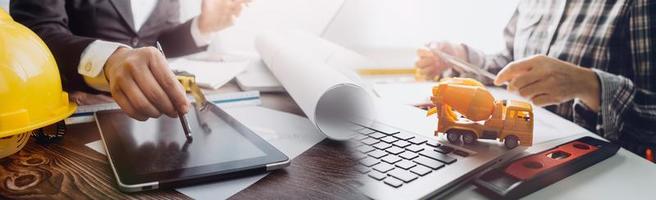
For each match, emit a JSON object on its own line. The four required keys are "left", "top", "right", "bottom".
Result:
{"left": 1, "top": 0, "right": 520, "bottom": 65}
{"left": 2, "top": 0, "right": 519, "bottom": 51}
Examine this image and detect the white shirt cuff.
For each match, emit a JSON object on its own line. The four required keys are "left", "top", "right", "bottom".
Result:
{"left": 191, "top": 17, "right": 216, "bottom": 47}
{"left": 78, "top": 40, "right": 130, "bottom": 77}
{"left": 78, "top": 40, "right": 131, "bottom": 91}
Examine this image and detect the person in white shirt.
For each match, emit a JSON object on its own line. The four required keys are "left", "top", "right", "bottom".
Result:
{"left": 10, "top": 0, "right": 248, "bottom": 121}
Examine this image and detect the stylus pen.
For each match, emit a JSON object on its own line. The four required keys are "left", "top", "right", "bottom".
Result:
{"left": 425, "top": 42, "right": 497, "bottom": 81}
{"left": 156, "top": 42, "right": 193, "bottom": 141}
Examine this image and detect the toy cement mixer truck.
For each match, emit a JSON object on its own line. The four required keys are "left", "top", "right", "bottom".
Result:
{"left": 426, "top": 78, "right": 533, "bottom": 149}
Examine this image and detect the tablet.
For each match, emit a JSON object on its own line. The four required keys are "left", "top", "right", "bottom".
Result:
{"left": 95, "top": 104, "right": 289, "bottom": 192}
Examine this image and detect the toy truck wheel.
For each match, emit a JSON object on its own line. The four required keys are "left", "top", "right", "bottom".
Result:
{"left": 462, "top": 131, "right": 477, "bottom": 145}
{"left": 446, "top": 130, "right": 461, "bottom": 143}
{"left": 504, "top": 135, "right": 519, "bottom": 149}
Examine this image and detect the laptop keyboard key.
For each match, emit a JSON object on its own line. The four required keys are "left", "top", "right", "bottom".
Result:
{"left": 358, "top": 128, "right": 375, "bottom": 135}
{"left": 360, "top": 157, "right": 380, "bottom": 167}
{"left": 399, "top": 151, "right": 419, "bottom": 160}
{"left": 421, "top": 149, "right": 457, "bottom": 164}
{"left": 368, "top": 170, "right": 387, "bottom": 181}
{"left": 385, "top": 146, "right": 405, "bottom": 155}
{"left": 393, "top": 140, "right": 411, "bottom": 148}
{"left": 369, "top": 124, "right": 400, "bottom": 135}
{"left": 381, "top": 155, "right": 402, "bottom": 164}
{"left": 410, "top": 165, "right": 432, "bottom": 176}
{"left": 361, "top": 138, "right": 379, "bottom": 146}
{"left": 351, "top": 140, "right": 364, "bottom": 147}
{"left": 426, "top": 139, "right": 441, "bottom": 148}
{"left": 394, "top": 132, "right": 415, "bottom": 140}
{"left": 388, "top": 169, "right": 418, "bottom": 183}
{"left": 368, "top": 149, "right": 388, "bottom": 159}
{"left": 355, "top": 134, "right": 368, "bottom": 141}
{"left": 369, "top": 132, "right": 387, "bottom": 139}
{"left": 408, "top": 137, "right": 427, "bottom": 145}
{"left": 357, "top": 145, "right": 375, "bottom": 153}
{"left": 413, "top": 156, "right": 445, "bottom": 170}
{"left": 353, "top": 152, "right": 368, "bottom": 160}
{"left": 405, "top": 145, "right": 424, "bottom": 153}
{"left": 373, "top": 163, "right": 395, "bottom": 173}
{"left": 395, "top": 160, "right": 417, "bottom": 170}
{"left": 373, "top": 142, "right": 392, "bottom": 150}
{"left": 435, "top": 145, "right": 455, "bottom": 154}
{"left": 384, "top": 177, "right": 403, "bottom": 188}
{"left": 356, "top": 165, "right": 371, "bottom": 174}
{"left": 381, "top": 136, "right": 398, "bottom": 143}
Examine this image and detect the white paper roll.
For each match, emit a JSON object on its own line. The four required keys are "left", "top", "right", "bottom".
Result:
{"left": 255, "top": 31, "right": 374, "bottom": 140}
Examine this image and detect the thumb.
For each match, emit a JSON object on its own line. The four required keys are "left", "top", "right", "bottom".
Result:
{"left": 494, "top": 59, "right": 534, "bottom": 86}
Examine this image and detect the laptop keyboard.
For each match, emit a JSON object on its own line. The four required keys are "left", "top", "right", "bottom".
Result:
{"left": 349, "top": 123, "right": 469, "bottom": 188}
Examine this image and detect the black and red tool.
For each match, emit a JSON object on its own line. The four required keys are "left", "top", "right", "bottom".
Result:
{"left": 474, "top": 136, "right": 619, "bottom": 199}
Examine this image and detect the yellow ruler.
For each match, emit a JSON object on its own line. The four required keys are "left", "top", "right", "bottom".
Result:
{"left": 357, "top": 68, "right": 416, "bottom": 76}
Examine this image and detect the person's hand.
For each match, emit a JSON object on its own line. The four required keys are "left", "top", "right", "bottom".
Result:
{"left": 494, "top": 55, "right": 600, "bottom": 111}
{"left": 197, "top": 0, "right": 250, "bottom": 34}
{"left": 104, "top": 47, "right": 189, "bottom": 121}
{"left": 414, "top": 41, "right": 468, "bottom": 81}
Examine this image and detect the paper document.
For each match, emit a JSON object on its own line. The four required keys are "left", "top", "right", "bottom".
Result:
{"left": 235, "top": 60, "right": 285, "bottom": 92}
{"left": 86, "top": 106, "right": 325, "bottom": 199}
{"left": 255, "top": 31, "right": 374, "bottom": 140}
{"left": 373, "top": 82, "right": 434, "bottom": 106}
{"left": 169, "top": 58, "right": 250, "bottom": 89}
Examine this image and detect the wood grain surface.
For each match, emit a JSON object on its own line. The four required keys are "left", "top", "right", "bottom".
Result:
{"left": 0, "top": 83, "right": 368, "bottom": 199}
{"left": 232, "top": 140, "right": 367, "bottom": 200}
{"left": 0, "top": 123, "right": 189, "bottom": 200}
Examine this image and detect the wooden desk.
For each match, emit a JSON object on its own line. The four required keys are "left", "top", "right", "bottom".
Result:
{"left": 0, "top": 83, "right": 367, "bottom": 199}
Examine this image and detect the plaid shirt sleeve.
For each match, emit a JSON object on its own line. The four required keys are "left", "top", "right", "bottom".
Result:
{"left": 574, "top": 0, "right": 656, "bottom": 155}
{"left": 460, "top": 8, "right": 519, "bottom": 84}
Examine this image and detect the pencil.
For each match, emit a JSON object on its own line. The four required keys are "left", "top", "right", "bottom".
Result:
{"left": 156, "top": 42, "right": 193, "bottom": 140}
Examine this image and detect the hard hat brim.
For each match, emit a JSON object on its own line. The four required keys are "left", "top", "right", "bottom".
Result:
{"left": 0, "top": 101, "right": 76, "bottom": 137}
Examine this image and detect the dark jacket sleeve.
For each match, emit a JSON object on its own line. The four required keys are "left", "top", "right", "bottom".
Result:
{"left": 10, "top": 0, "right": 209, "bottom": 92}
{"left": 10, "top": 0, "right": 98, "bottom": 93}
{"left": 158, "top": 19, "right": 209, "bottom": 58}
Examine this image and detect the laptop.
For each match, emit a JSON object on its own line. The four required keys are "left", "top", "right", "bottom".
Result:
{"left": 347, "top": 108, "right": 525, "bottom": 199}
{"left": 285, "top": 3, "right": 524, "bottom": 198}
{"left": 337, "top": 64, "right": 525, "bottom": 199}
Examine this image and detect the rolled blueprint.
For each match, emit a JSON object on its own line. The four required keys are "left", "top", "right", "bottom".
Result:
{"left": 255, "top": 31, "right": 374, "bottom": 140}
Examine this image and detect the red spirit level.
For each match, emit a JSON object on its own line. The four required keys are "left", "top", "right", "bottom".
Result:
{"left": 474, "top": 136, "right": 619, "bottom": 199}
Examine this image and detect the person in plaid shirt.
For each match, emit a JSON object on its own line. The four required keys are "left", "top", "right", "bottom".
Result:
{"left": 416, "top": 0, "right": 655, "bottom": 158}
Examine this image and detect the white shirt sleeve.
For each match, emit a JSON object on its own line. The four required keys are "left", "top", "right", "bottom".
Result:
{"left": 190, "top": 17, "right": 217, "bottom": 47}
{"left": 78, "top": 40, "right": 131, "bottom": 91}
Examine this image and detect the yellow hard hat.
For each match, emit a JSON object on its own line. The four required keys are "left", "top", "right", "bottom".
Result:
{"left": 0, "top": 8, "right": 77, "bottom": 158}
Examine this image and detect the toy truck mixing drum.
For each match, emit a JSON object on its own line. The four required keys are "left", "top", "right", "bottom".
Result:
{"left": 426, "top": 78, "right": 533, "bottom": 149}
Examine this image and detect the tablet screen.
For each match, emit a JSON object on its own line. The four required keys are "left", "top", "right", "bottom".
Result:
{"left": 99, "top": 106, "right": 268, "bottom": 176}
